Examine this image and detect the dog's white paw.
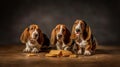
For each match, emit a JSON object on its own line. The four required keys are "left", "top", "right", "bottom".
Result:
{"left": 84, "top": 50, "right": 91, "bottom": 56}
{"left": 31, "top": 48, "right": 39, "bottom": 53}
{"left": 23, "top": 47, "right": 31, "bottom": 52}
{"left": 77, "top": 49, "right": 82, "bottom": 55}
{"left": 64, "top": 46, "right": 69, "bottom": 50}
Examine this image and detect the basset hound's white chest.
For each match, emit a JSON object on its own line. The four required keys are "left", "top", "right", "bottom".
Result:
{"left": 56, "top": 41, "right": 67, "bottom": 50}
{"left": 23, "top": 39, "right": 41, "bottom": 53}
{"left": 76, "top": 40, "right": 88, "bottom": 48}
{"left": 27, "top": 40, "right": 39, "bottom": 47}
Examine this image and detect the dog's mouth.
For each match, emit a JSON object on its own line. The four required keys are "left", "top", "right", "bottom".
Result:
{"left": 75, "top": 29, "right": 81, "bottom": 36}
{"left": 76, "top": 32, "right": 80, "bottom": 36}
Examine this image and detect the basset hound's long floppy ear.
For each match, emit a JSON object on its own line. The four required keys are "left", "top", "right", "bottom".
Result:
{"left": 83, "top": 25, "right": 92, "bottom": 41}
{"left": 71, "top": 20, "right": 78, "bottom": 40}
{"left": 37, "top": 29, "right": 44, "bottom": 45}
{"left": 64, "top": 27, "right": 71, "bottom": 44}
{"left": 50, "top": 28, "right": 56, "bottom": 45}
{"left": 71, "top": 25, "right": 75, "bottom": 34}
{"left": 71, "top": 20, "right": 78, "bottom": 34}
{"left": 20, "top": 28, "right": 29, "bottom": 44}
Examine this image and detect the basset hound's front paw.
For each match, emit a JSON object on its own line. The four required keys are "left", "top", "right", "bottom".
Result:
{"left": 84, "top": 50, "right": 91, "bottom": 56}
{"left": 31, "top": 48, "right": 39, "bottom": 53}
{"left": 63, "top": 45, "right": 69, "bottom": 50}
{"left": 77, "top": 49, "right": 82, "bottom": 55}
{"left": 23, "top": 47, "right": 31, "bottom": 53}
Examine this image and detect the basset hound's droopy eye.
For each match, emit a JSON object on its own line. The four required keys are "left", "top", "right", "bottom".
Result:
{"left": 37, "top": 29, "right": 39, "bottom": 31}
{"left": 74, "top": 22, "right": 78, "bottom": 25}
{"left": 62, "top": 28, "right": 66, "bottom": 33}
{"left": 30, "top": 27, "right": 34, "bottom": 30}
{"left": 62, "top": 29, "right": 65, "bottom": 32}
{"left": 55, "top": 28, "right": 59, "bottom": 31}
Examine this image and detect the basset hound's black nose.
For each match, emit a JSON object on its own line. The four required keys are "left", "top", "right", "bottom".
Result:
{"left": 76, "top": 29, "right": 80, "bottom": 32}
{"left": 58, "top": 34, "right": 62, "bottom": 38}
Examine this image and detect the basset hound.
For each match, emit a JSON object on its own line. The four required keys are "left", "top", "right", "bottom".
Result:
{"left": 20, "top": 24, "right": 49, "bottom": 53}
{"left": 50, "top": 24, "right": 71, "bottom": 50}
{"left": 69, "top": 20, "right": 97, "bottom": 56}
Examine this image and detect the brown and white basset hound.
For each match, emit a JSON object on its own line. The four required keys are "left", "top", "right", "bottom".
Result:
{"left": 69, "top": 20, "right": 97, "bottom": 56}
{"left": 50, "top": 24, "right": 71, "bottom": 50}
{"left": 20, "top": 24, "right": 45, "bottom": 53}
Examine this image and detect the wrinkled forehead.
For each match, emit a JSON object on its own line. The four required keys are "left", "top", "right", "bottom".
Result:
{"left": 75, "top": 20, "right": 85, "bottom": 25}
{"left": 55, "top": 25, "right": 61, "bottom": 29}
{"left": 55, "top": 24, "right": 66, "bottom": 29}
{"left": 29, "top": 25, "right": 39, "bottom": 29}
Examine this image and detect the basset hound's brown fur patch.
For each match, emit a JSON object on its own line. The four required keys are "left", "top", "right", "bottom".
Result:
{"left": 69, "top": 20, "right": 97, "bottom": 55}
{"left": 50, "top": 24, "right": 71, "bottom": 50}
{"left": 20, "top": 24, "right": 44, "bottom": 53}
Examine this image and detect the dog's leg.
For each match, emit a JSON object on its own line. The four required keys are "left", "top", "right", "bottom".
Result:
{"left": 77, "top": 45, "right": 82, "bottom": 55}
{"left": 62, "top": 43, "right": 69, "bottom": 50}
{"left": 31, "top": 43, "right": 42, "bottom": 53}
{"left": 72, "top": 44, "right": 77, "bottom": 54}
{"left": 31, "top": 47, "right": 39, "bottom": 53}
{"left": 84, "top": 44, "right": 92, "bottom": 56}
{"left": 23, "top": 42, "right": 31, "bottom": 52}
{"left": 56, "top": 42, "right": 61, "bottom": 50}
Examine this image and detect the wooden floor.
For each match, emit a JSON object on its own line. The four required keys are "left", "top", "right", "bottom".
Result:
{"left": 0, "top": 44, "right": 120, "bottom": 67}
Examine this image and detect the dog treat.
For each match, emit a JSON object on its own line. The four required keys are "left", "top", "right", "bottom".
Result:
{"left": 69, "top": 54, "right": 77, "bottom": 58}
{"left": 45, "top": 53, "right": 57, "bottom": 57}
{"left": 45, "top": 50, "right": 61, "bottom": 57}
{"left": 49, "top": 50, "right": 61, "bottom": 55}
{"left": 45, "top": 50, "right": 74, "bottom": 57}
{"left": 61, "top": 50, "right": 72, "bottom": 57}
{"left": 27, "top": 53, "right": 39, "bottom": 56}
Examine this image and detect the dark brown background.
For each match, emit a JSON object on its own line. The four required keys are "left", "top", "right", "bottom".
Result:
{"left": 0, "top": 0, "right": 120, "bottom": 45}
{"left": 0, "top": 1, "right": 120, "bottom": 67}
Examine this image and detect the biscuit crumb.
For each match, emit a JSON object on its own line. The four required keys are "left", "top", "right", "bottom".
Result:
{"left": 69, "top": 54, "right": 77, "bottom": 58}
{"left": 27, "top": 53, "right": 39, "bottom": 56}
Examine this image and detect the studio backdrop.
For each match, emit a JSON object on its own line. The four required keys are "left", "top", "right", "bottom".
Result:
{"left": 0, "top": 0, "right": 120, "bottom": 45}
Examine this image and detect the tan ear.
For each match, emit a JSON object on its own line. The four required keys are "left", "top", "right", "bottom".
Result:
{"left": 70, "top": 22, "right": 77, "bottom": 40}
{"left": 64, "top": 28, "right": 71, "bottom": 44}
{"left": 71, "top": 24, "right": 76, "bottom": 34}
{"left": 37, "top": 29, "right": 44, "bottom": 45}
{"left": 71, "top": 20, "right": 79, "bottom": 34}
{"left": 84, "top": 25, "right": 91, "bottom": 41}
{"left": 20, "top": 28, "right": 29, "bottom": 43}
{"left": 50, "top": 29, "right": 56, "bottom": 45}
